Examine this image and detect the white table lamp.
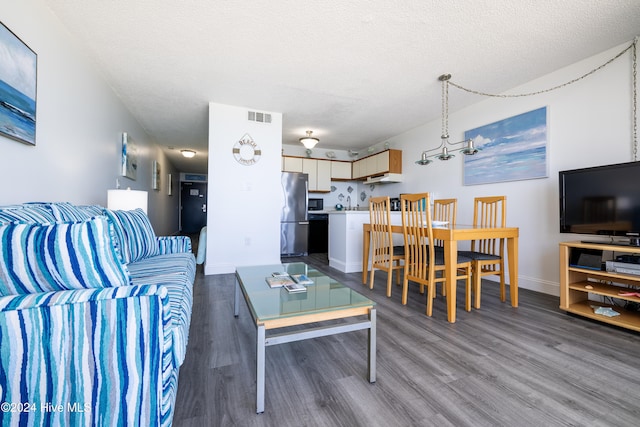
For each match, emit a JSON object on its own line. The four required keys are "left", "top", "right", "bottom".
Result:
{"left": 107, "top": 189, "right": 148, "bottom": 214}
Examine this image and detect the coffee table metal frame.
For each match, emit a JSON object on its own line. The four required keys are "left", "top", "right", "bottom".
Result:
{"left": 234, "top": 263, "right": 376, "bottom": 413}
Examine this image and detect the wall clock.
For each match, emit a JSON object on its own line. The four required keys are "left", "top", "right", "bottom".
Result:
{"left": 232, "top": 134, "right": 261, "bottom": 166}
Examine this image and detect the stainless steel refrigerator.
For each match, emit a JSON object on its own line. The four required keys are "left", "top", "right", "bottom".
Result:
{"left": 280, "top": 172, "right": 309, "bottom": 257}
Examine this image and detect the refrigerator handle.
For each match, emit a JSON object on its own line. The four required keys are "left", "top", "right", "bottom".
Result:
{"left": 299, "top": 221, "right": 309, "bottom": 225}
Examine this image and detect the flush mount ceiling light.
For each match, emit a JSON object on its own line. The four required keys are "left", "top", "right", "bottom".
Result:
{"left": 181, "top": 149, "right": 196, "bottom": 158}
{"left": 416, "top": 74, "right": 478, "bottom": 165}
{"left": 299, "top": 130, "right": 319, "bottom": 149}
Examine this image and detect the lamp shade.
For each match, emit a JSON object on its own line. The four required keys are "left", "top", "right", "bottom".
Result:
{"left": 107, "top": 189, "right": 148, "bottom": 214}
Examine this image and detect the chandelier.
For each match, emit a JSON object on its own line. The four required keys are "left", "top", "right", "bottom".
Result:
{"left": 416, "top": 74, "right": 479, "bottom": 165}
{"left": 417, "top": 38, "right": 638, "bottom": 165}
{"left": 299, "top": 130, "right": 319, "bottom": 149}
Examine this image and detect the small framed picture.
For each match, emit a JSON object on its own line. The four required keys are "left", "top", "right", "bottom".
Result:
{"left": 152, "top": 160, "right": 161, "bottom": 190}
{"left": 121, "top": 132, "right": 137, "bottom": 180}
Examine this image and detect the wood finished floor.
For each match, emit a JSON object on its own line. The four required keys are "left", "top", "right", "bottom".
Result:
{"left": 174, "top": 254, "right": 640, "bottom": 426}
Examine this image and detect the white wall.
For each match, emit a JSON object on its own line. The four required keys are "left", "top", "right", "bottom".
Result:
{"left": 205, "top": 103, "right": 283, "bottom": 274}
{"left": 1, "top": 1, "right": 180, "bottom": 235}
{"left": 375, "top": 41, "right": 636, "bottom": 295}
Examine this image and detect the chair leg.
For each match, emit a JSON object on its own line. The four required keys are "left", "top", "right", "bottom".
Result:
{"left": 386, "top": 268, "right": 393, "bottom": 298}
{"left": 369, "top": 268, "right": 375, "bottom": 290}
{"left": 499, "top": 268, "right": 506, "bottom": 302}
{"left": 473, "top": 264, "right": 482, "bottom": 309}
{"left": 465, "top": 268, "right": 471, "bottom": 312}
{"left": 425, "top": 284, "right": 433, "bottom": 317}
{"left": 401, "top": 276, "right": 409, "bottom": 305}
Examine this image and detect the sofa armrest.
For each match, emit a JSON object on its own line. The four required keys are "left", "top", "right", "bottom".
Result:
{"left": 156, "top": 235, "right": 192, "bottom": 255}
{"left": 0, "top": 285, "right": 176, "bottom": 426}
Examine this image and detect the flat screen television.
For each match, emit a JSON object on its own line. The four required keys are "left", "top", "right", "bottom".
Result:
{"left": 559, "top": 161, "right": 640, "bottom": 246}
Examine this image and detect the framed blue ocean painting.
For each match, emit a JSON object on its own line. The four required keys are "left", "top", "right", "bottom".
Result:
{"left": 0, "top": 22, "right": 37, "bottom": 146}
{"left": 463, "top": 107, "right": 547, "bottom": 185}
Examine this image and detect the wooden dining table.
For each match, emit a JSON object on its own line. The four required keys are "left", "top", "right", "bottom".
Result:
{"left": 362, "top": 223, "right": 519, "bottom": 323}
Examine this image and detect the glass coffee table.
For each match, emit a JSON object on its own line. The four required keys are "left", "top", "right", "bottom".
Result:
{"left": 234, "top": 262, "right": 376, "bottom": 413}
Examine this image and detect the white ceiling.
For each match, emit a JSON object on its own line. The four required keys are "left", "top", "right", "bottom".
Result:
{"left": 44, "top": 0, "right": 640, "bottom": 174}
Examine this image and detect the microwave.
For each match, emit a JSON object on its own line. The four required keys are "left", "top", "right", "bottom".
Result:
{"left": 308, "top": 198, "right": 324, "bottom": 211}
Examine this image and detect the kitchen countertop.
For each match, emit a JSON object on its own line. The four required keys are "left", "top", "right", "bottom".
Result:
{"left": 309, "top": 209, "right": 401, "bottom": 214}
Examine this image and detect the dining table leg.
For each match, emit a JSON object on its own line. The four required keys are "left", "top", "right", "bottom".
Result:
{"left": 507, "top": 236, "right": 519, "bottom": 307}
{"left": 444, "top": 239, "right": 458, "bottom": 323}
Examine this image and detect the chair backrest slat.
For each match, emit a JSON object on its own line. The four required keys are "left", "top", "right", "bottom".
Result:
{"left": 369, "top": 196, "right": 394, "bottom": 264}
{"left": 471, "top": 196, "right": 506, "bottom": 255}
{"left": 433, "top": 198, "right": 457, "bottom": 247}
{"left": 401, "top": 193, "right": 434, "bottom": 282}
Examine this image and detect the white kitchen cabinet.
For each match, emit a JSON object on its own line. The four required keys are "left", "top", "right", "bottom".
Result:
{"left": 351, "top": 149, "right": 402, "bottom": 180}
{"left": 352, "top": 159, "right": 363, "bottom": 179}
{"left": 282, "top": 156, "right": 303, "bottom": 172}
{"left": 316, "top": 159, "right": 331, "bottom": 192}
{"left": 303, "top": 158, "right": 331, "bottom": 192}
{"left": 331, "top": 161, "right": 352, "bottom": 180}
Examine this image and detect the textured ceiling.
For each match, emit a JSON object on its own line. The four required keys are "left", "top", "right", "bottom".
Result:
{"left": 44, "top": 0, "right": 640, "bottom": 174}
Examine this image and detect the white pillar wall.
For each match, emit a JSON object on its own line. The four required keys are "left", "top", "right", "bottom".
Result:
{"left": 205, "top": 103, "right": 283, "bottom": 274}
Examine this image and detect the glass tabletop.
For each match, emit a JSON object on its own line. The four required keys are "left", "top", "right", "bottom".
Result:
{"left": 235, "top": 262, "right": 374, "bottom": 323}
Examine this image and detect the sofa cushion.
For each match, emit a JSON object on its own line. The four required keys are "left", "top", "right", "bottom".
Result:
{"left": 128, "top": 252, "right": 195, "bottom": 365}
{"left": 104, "top": 208, "right": 159, "bottom": 264}
{"left": 49, "top": 202, "right": 104, "bottom": 222}
{"left": 0, "top": 204, "right": 56, "bottom": 224}
{"left": 0, "top": 217, "right": 130, "bottom": 296}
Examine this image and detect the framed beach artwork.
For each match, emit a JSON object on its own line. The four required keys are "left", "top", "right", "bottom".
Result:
{"left": 0, "top": 22, "right": 37, "bottom": 145}
{"left": 463, "top": 106, "right": 548, "bottom": 186}
{"left": 121, "top": 132, "right": 138, "bottom": 180}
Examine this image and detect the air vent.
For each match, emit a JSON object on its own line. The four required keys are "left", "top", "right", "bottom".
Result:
{"left": 247, "top": 110, "right": 272, "bottom": 124}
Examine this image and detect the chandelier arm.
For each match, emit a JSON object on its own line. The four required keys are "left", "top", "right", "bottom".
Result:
{"left": 448, "top": 41, "right": 635, "bottom": 98}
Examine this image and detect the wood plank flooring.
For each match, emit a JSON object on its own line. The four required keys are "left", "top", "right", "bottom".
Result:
{"left": 173, "top": 254, "right": 640, "bottom": 426}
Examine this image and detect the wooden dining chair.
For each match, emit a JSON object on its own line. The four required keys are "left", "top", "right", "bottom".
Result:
{"left": 432, "top": 198, "right": 457, "bottom": 296}
{"left": 368, "top": 196, "right": 404, "bottom": 297}
{"left": 461, "top": 196, "right": 506, "bottom": 309}
{"left": 400, "top": 193, "right": 472, "bottom": 315}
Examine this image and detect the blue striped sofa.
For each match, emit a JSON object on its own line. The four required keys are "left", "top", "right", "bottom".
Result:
{"left": 0, "top": 202, "right": 195, "bottom": 426}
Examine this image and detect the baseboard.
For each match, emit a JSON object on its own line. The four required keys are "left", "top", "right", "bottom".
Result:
{"left": 328, "top": 257, "right": 364, "bottom": 273}
{"left": 205, "top": 262, "right": 236, "bottom": 275}
{"left": 483, "top": 274, "right": 559, "bottom": 297}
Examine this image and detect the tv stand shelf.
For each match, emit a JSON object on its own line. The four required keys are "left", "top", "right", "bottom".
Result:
{"left": 560, "top": 241, "right": 640, "bottom": 332}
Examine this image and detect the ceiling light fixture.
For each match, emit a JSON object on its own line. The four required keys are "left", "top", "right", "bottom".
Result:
{"left": 416, "top": 74, "right": 478, "bottom": 165}
{"left": 299, "top": 130, "right": 319, "bottom": 149}
{"left": 181, "top": 149, "right": 196, "bottom": 158}
{"left": 416, "top": 39, "right": 639, "bottom": 165}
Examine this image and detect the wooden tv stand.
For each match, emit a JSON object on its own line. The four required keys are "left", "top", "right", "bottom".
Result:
{"left": 560, "top": 241, "right": 640, "bottom": 332}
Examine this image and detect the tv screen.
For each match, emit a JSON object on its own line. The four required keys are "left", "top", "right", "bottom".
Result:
{"left": 559, "top": 161, "right": 640, "bottom": 245}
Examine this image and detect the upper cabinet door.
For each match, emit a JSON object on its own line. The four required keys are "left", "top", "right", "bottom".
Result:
{"left": 283, "top": 156, "right": 303, "bottom": 172}
{"left": 331, "top": 161, "right": 352, "bottom": 180}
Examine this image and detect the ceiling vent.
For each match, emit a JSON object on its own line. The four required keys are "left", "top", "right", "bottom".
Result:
{"left": 248, "top": 111, "right": 272, "bottom": 124}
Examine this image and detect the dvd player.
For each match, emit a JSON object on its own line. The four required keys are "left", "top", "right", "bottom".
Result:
{"left": 606, "top": 261, "right": 640, "bottom": 276}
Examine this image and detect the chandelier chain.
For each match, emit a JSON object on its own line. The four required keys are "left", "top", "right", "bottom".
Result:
{"left": 448, "top": 42, "right": 635, "bottom": 98}
{"left": 633, "top": 37, "right": 638, "bottom": 161}
{"left": 442, "top": 78, "right": 449, "bottom": 139}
